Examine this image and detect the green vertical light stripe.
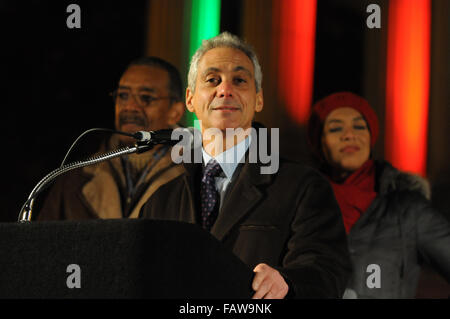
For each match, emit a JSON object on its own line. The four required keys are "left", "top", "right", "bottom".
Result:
{"left": 184, "top": 0, "right": 221, "bottom": 129}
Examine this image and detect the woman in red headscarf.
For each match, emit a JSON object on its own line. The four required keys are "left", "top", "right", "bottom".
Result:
{"left": 307, "top": 91, "right": 450, "bottom": 298}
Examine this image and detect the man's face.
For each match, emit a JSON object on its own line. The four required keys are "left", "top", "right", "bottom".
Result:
{"left": 321, "top": 107, "right": 371, "bottom": 173}
{"left": 114, "top": 65, "right": 176, "bottom": 145}
{"left": 186, "top": 47, "right": 263, "bottom": 133}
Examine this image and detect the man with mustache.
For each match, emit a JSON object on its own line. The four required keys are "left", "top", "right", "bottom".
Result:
{"left": 139, "top": 33, "right": 351, "bottom": 299}
{"left": 37, "top": 57, "right": 185, "bottom": 220}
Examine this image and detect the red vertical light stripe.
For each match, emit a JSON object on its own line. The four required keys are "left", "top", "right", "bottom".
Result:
{"left": 276, "top": 0, "right": 317, "bottom": 124}
{"left": 385, "top": 0, "right": 430, "bottom": 176}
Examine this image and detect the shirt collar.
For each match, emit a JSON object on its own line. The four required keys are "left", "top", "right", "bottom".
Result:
{"left": 202, "top": 135, "right": 252, "bottom": 180}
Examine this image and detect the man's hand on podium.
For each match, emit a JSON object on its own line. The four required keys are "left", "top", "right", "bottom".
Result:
{"left": 251, "top": 263, "right": 289, "bottom": 299}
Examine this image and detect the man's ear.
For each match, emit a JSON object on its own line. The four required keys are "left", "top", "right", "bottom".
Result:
{"left": 167, "top": 101, "right": 185, "bottom": 126}
{"left": 255, "top": 89, "right": 264, "bottom": 113}
{"left": 185, "top": 87, "right": 195, "bottom": 113}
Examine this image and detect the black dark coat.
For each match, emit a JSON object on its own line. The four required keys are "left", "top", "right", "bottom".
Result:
{"left": 344, "top": 160, "right": 450, "bottom": 298}
{"left": 140, "top": 152, "right": 352, "bottom": 298}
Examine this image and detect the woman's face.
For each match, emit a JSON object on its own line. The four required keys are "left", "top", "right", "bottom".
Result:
{"left": 321, "top": 107, "right": 371, "bottom": 175}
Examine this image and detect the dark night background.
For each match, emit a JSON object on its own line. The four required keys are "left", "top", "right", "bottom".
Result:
{"left": 1, "top": 1, "right": 148, "bottom": 221}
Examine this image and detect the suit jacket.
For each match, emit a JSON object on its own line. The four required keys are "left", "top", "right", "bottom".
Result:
{"left": 139, "top": 147, "right": 351, "bottom": 298}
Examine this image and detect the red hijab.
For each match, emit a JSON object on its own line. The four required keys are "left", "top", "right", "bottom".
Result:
{"left": 307, "top": 92, "right": 379, "bottom": 233}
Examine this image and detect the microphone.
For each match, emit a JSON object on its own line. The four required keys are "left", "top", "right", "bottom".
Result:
{"left": 133, "top": 127, "right": 200, "bottom": 155}
{"left": 133, "top": 128, "right": 186, "bottom": 147}
{"left": 133, "top": 129, "right": 173, "bottom": 142}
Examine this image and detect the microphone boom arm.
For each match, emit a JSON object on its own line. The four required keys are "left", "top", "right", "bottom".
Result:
{"left": 18, "top": 142, "right": 154, "bottom": 222}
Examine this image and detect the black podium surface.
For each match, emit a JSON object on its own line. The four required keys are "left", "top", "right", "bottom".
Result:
{"left": 0, "top": 219, "right": 254, "bottom": 298}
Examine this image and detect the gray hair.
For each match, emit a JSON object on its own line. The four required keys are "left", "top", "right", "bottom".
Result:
{"left": 187, "top": 32, "right": 263, "bottom": 93}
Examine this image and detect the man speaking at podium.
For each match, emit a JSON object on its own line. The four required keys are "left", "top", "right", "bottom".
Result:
{"left": 37, "top": 57, "right": 185, "bottom": 220}
{"left": 139, "top": 32, "right": 351, "bottom": 299}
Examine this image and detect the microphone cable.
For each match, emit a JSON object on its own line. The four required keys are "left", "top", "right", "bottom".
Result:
{"left": 59, "top": 128, "right": 136, "bottom": 167}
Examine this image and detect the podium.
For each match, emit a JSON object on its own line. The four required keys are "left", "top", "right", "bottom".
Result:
{"left": 0, "top": 219, "right": 254, "bottom": 298}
